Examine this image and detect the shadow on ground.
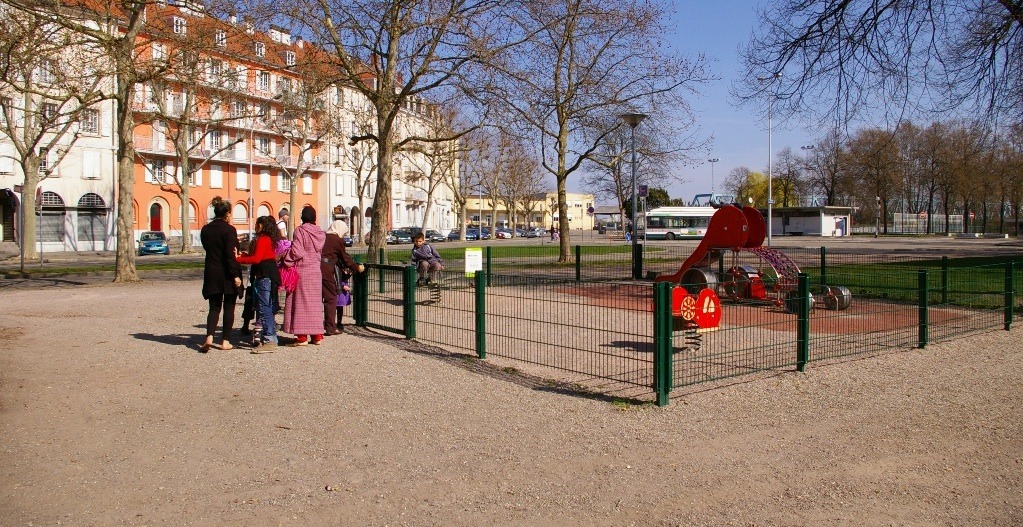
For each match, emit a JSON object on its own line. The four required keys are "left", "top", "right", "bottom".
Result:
{"left": 347, "top": 326, "right": 650, "bottom": 406}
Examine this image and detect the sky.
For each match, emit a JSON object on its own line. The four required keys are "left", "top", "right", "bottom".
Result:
{"left": 650, "top": 0, "right": 814, "bottom": 204}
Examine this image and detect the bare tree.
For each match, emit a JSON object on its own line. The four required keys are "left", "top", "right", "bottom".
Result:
{"left": 846, "top": 128, "right": 902, "bottom": 233}
{"left": 495, "top": 133, "right": 541, "bottom": 234}
{"left": 141, "top": 33, "right": 254, "bottom": 252}
{"left": 583, "top": 112, "right": 707, "bottom": 230}
{"left": 335, "top": 89, "right": 378, "bottom": 243}
{"left": 488, "top": 0, "right": 709, "bottom": 261}
{"left": 771, "top": 147, "right": 806, "bottom": 207}
{"left": 4, "top": 0, "right": 218, "bottom": 281}
{"left": 0, "top": 8, "right": 106, "bottom": 265}
{"left": 397, "top": 106, "right": 460, "bottom": 232}
{"left": 801, "top": 128, "right": 849, "bottom": 206}
{"left": 293, "top": 0, "right": 501, "bottom": 261}
{"left": 736, "top": 0, "right": 1023, "bottom": 126}
{"left": 258, "top": 61, "right": 338, "bottom": 235}
{"left": 451, "top": 126, "right": 494, "bottom": 239}
{"left": 722, "top": 166, "right": 766, "bottom": 206}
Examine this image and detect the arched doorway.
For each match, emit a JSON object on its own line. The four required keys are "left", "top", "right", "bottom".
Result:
{"left": 39, "top": 191, "right": 67, "bottom": 248}
{"left": 77, "top": 193, "right": 108, "bottom": 250}
{"left": 149, "top": 203, "right": 162, "bottom": 231}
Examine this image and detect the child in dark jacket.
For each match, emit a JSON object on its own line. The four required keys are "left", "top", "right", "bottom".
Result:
{"left": 411, "top": 232, "right": 444, "bottom": 286}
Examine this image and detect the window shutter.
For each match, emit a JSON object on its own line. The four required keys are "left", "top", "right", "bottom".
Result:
{"left": 210, "top": 165, "right": 222, "bottom": 188}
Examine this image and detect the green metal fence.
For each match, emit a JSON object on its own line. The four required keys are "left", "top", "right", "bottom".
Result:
{"left": 354, "top": 253, "right": 1019, "bottom": 406}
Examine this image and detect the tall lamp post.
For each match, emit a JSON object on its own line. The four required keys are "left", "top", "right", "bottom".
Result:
{"left": 620, "top": 112, "right": 647, "bottom": 279}
{"left": 758, "top": 72, "right": 782, "bottom": 246}
{"left": 708, "top": 158, "right": 719, "bottom": 194}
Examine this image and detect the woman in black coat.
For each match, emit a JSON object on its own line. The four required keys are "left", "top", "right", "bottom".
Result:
{"left": 199, "top": 197, "right": 243, "bottom": 352}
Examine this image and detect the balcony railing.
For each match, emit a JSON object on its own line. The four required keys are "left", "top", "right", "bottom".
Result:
{"left": 133, "top": 134, "right": 170, "bottom": 153}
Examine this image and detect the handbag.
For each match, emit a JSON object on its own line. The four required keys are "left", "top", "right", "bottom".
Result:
{"left": 279, "top": 265, "right": 299, "bottom": 293}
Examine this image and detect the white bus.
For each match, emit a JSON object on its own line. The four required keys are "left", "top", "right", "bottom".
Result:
{"left": 640, "top": 206, "right": 717, "bottom": 240}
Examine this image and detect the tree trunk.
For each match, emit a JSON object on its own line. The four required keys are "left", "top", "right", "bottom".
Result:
{"left": 114, "top": 74, "right": 139, "bottom": 283}
{"left": 367, "top": 138, "right": 392, "bottom": 264}
{"left": 19, "top": 156, "right": 40, "bottom": 261}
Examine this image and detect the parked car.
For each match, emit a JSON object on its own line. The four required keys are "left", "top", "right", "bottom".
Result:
{"left": 447, "top": 229, "right": 478, "bottom": 241}
{"left": 478, "top": 227, "right": 492, "bottom": 240}
{"left": 387, "top": 229, "right": 413, "bottom": 244}
{"left": 524, "top": 227, "right": 546, "bottom": 238}
{"left": 138, "top": 231, "right": 169, "bottom": 256}
{"left": 343, "top": 235, "right": 353, "bottom": 247}
{"left": 424, "top": 229, "right": 446, "bottom": 242}
{"left": 399, "top": 226, "right": 423, "bottom": 238}
{"left": 495, "top": 228, "right": 513, "bottom": 239}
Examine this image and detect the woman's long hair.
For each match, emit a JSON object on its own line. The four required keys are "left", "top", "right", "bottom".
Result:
{"left": 256, "top": 215, "right": 282, "bottom": 247}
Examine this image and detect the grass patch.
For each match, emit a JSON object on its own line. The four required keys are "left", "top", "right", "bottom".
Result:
{"left": 3, "top": 260, "right": 204, "bottom": 276}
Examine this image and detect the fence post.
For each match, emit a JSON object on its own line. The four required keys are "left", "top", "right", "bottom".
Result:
{"left": 919, "top": 269, "right": 929, "bottom": 348}
{"left": 1005, "top": 261, "right": 1014, "bottom": 331}
{"left": 820, "top": 246, "right": 827, "bottom": 286}
{"left": 574, "top": 245, "right": 581, "bottom": 282}
{"left": 652, "top": 281, "right": 672, "bottom": 406}
{"left": 402, "top": 265, "right": 416, "bottom": 339}
{"left": 796, "top": 273, "right": 810, "bottom": 371}
{"left": 378, "top": 248, "right": 385, "bottom": 294}
{"left": 475, "top": 271, "right": 486, "bottom": 359}
{"left": 941, "top": 256, "right": 948, "bottom": 304}
{"left": 632, "top": 243, "right": 643, "bottom": 280}
{"left": 354, "top": 265, "right": 368, "bottom": 327}
{"left": 485, "top": 246, "right": 493, "bottom": 287}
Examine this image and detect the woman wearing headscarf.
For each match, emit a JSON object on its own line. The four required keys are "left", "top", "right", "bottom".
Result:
{"left": 321, "top": 220, "right": 364, "bottom": 336}
{"left": 199, "top": 197, "right": 243, "bottom": 352}
{"left": 280, "top": 206, "right": 326, "bottom": 345}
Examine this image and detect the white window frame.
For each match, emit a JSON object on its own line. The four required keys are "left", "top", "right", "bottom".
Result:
{"left": 235, "top": 166, "right": 247, "bottom": 190}
{"left": 81, "top": 149, "right": 101, "bottom": 179}
{"left": 260, "top": 170, "right": 270, "bottom": 191}
{"left": 215, "top": 30, "right": 227, "bottom": 47}
{"left": 41, "top": 102, "right": 57, "bottom": 121}
{"left": 149, "top": 159, "right": 166, "bottom": 184}
{"left": 255, "top": 42, "right": 265, "bottom": 58}
{"left": 284, "top": 51, "right": 295, "bottom": 66}
{"left": 210, "top": 164, "right": 223, "bottom": 188}
{"left": 152, "top": 43, "right": 166, "bottom": 61}
{"left": 37, "top": 59, "right": 57, "bottom": 84}
{"left": 301, "top": 173, "right": 312, "bottom": 194}
{"left": 79, "top": 108, "right": 99, "bottom": 133}
{"left": 38, "top": 147, "right": 49, "bottom": 174}
{"left": 208, "top": 129, "right": 222, "bottom": 151}
{"left": 256, "top": 71, "right": 270, "bottom": 91}
{"left": 173, "top": 16, "right": 186, "bottom": 35}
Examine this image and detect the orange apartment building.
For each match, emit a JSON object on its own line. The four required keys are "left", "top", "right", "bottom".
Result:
{"left": 130, "top": 6, "right": 326, "bottom": 244}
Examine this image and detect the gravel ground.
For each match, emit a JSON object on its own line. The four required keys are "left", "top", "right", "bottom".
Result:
{"left": 1, "top": 277, "right": 1021, "bottom": 526}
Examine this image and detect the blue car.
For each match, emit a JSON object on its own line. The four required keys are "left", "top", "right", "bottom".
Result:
{"left": 138, "top": 231, "right": 169, "bottom": 256}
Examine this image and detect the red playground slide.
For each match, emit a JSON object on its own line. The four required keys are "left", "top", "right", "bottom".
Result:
{"left": 655, "top": 205, "right": 750, "bottom": 283}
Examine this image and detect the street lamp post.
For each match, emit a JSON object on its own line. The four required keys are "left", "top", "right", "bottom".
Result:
{"left": 620, "top": 112, "right": 647, "bottom": 279}
{"left": 708, "top": 158, "right": 719, "bottom": 194}
{"left": 758, "top": 72, "right": 782, "bottom": 246}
